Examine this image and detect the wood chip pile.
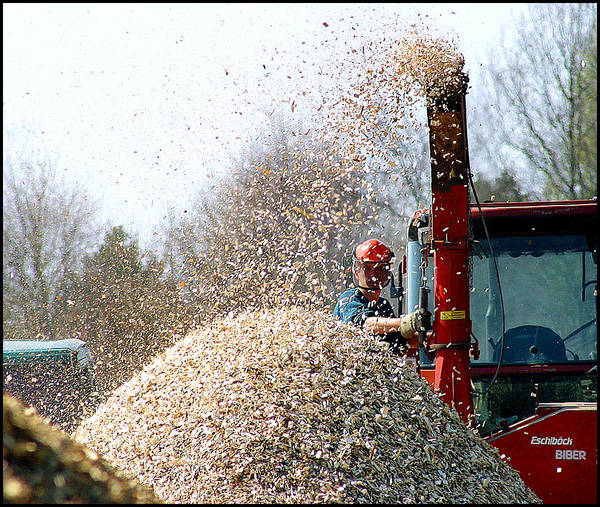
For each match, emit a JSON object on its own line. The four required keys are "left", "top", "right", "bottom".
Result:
{"left": 3, "top": 394, "right": 161, "bottom": 504}
{"left": 75, "top": 307, "right": 540, "bottom": 504}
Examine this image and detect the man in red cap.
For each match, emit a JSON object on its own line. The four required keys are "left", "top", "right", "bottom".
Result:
{"left": 334, "top": 238, "right": 432, "bottom": 355}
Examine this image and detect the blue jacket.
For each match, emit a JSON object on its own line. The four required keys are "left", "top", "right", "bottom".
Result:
{"left": 333, "top": 288, "right": 408, "bottom": 354}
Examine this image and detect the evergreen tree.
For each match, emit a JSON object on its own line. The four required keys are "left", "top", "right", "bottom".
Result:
{"left": 472, "top": 168, "right": 532, "bottom": 203}
{"left": 57, "top": 225, "right": 192, "bottom": 392}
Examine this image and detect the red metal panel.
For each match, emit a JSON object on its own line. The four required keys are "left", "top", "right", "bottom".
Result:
{"left": 420, "top": 363, "right": 596, "bottom": 380}
{"left": 470, "top": 200, "right": 597, "bottom": 219}
{"left": 428, "top": 103, "right": 474, "bottom": 424}
{"left": 469, "top": 363, "right": 597, "bottom": 376}
{"left": 420, "top": 368, "right": 435, "bottom": 389}
{"left": 486, "top": 405, "right": 597, "bottom": 504}
{"left": 431, "top": 227, "right": 473, "bottom": 420}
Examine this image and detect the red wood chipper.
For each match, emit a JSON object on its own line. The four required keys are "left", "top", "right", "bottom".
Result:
{"left": 392, "top": 69, "right": 597, "bottom": 504}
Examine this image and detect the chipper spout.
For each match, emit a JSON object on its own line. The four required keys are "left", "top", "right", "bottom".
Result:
{"left": 425, "top": 71, "right": 474, "bottom": 425}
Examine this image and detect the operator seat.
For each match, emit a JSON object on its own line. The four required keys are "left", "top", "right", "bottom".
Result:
{"left": 493, "top": 325, "right": 568, "bottom": 364}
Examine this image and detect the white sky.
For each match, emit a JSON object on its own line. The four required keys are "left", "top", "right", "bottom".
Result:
{"left": 3, "top": 2, "right": 527, "bottom": 249}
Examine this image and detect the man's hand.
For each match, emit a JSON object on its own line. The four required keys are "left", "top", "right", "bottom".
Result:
{"left": 400, "top": 309, "right": 432, "bottom": 339}
{"left": 365, "top": 310, "right": 432, "bottom": 338}
{"left": 413, "top": 308, "right": 432, "bottom": 332}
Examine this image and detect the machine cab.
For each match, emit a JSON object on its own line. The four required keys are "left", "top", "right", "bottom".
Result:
{"left": 404, "top": 200, "right": 597, "bottom": 436}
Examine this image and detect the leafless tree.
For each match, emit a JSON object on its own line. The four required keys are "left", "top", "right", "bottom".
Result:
{"left": 160, "top": 111, "right": 380, "bottom": 319}
{"left": 3, "top": 159, "right": 100, "bottom": 338}
{"left": 472, "top": 3, "right": 597, "bottom": 199}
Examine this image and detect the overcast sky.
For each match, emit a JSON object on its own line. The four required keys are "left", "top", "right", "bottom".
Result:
{"left": 3, "top": 3, "right": 527, "bottom": 248}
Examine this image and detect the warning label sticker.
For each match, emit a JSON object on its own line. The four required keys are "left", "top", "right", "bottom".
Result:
{"left": 440, "top": 310, "right": 466, "bottom": 320}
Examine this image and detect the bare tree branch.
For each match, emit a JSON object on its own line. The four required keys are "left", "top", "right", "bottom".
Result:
{"left": 472, "top": 3, "right": 596, "bottom": 199}
{"left": 3, "top": 158, "right": 100, "bottom": 338}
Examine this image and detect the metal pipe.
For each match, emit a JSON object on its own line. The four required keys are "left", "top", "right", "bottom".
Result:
{"left": 426, "top": 71, "right": 474, "bottom": 425}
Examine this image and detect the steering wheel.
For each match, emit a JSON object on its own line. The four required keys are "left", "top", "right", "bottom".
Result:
{"left": 494, "top": 325, "right": 567, "bottom": 363}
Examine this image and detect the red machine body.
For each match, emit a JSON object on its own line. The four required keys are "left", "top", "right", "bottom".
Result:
{"left": 475, "top": 200, "right": 595, "bottom": 504}
{"left": 415, "top": 199, "right": 598, "bottom": 505}
{"left": 488, "top": 402, "right": 597, "bottom": 504}
{"left": 425, "top": 73, "right": 474, "bottom": 425}
{"left": 415, "top": 70, "right": 597, "bottom": 503}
